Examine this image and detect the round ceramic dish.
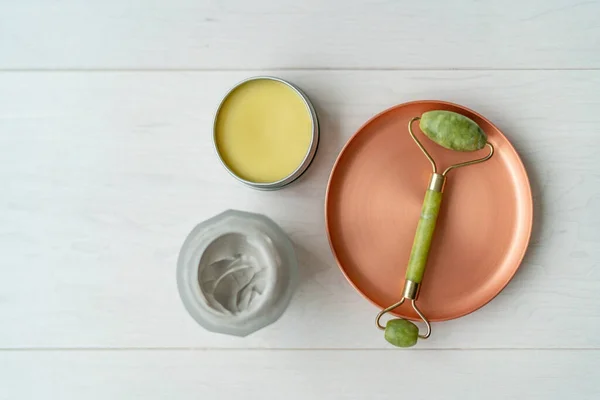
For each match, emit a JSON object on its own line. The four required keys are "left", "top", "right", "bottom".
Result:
{"left": 325, "top": 100, "right": 532, "bottom": 322}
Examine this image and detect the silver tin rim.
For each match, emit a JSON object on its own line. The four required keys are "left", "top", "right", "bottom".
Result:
{"left": 213, "top": 76, "right": 320, "bottom": 190}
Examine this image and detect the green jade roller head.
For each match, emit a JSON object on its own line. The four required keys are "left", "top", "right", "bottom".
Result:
{"left": 375, "top": 110, "right": 494, "bottom": 348}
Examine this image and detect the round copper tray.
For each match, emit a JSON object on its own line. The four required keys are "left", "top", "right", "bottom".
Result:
{"left": 325, "top": 100, "right": 532, "bottom": 321}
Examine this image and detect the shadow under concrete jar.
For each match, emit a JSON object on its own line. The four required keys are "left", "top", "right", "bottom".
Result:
{"left": 177, "top": 210, "right": 298, "bottom": 337}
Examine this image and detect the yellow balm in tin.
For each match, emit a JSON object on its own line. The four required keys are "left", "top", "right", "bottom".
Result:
{"left": 214, "top": 77, "right": 318, "bottom": 189}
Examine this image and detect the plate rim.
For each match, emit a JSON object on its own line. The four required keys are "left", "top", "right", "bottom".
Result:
{"left": 324, "top": 99, "right": 533, "bottom": 322}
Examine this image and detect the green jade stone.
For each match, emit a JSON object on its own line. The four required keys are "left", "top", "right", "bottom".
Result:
{"left": 420, "top": 110, "right": 487, "bottom": 152}
{"left": 385, "top": 319, "right": 419, "bottom": 347}
{"left": 406, "top": 190, "right": 442, "bottom": 283}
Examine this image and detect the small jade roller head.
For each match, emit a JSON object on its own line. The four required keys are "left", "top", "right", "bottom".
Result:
{"left": 419, "top": 110, "right": 487, "bottom": 152}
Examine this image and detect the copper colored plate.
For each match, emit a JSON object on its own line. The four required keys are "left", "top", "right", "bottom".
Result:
{"left": 325, "top": 100, "right": 532, "bottom": 321}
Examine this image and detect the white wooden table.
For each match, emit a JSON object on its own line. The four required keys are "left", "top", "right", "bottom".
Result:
{"left": 1, "top": 1, "right": 599, "bottom": 399}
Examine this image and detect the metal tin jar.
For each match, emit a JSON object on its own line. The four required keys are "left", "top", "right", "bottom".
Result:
{"left": 213, "top": 76, "right": 319, "bottom": 190}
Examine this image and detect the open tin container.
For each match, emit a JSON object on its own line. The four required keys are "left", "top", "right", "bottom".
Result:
{"left": 213, "top": 76, "right": 320, "bottom": 190}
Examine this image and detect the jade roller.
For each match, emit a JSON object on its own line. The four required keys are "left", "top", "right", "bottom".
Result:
{"left": 375, "top": 110, "right": 495, "bottom": 347}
